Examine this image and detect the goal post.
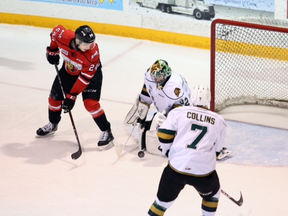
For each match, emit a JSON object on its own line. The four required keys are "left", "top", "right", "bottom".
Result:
{"left": 210, "top": 18, "right": 288, "bottom": 112}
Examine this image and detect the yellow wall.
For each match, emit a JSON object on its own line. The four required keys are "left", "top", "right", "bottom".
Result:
{"left": 0, "top": 12, "right": 210, "bottom": 50}
{"left": 216, "top": 40, "right": 288, "bottom": 61}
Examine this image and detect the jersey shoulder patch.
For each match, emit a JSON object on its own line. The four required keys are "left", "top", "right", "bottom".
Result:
{"left": 83, "top": 44, "right": 100, "bottom": 63}
{"left": 174, "top": 88, "right": 181, "bottom": 97}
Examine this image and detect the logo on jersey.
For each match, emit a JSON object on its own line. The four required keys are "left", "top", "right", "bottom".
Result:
{"left": 91, "top": 50, "right": 98, "bottom": 60}
{"left": 61, "top": 49, "right": 68, "bottom": 56}
{"left": 66, "top": 61, "right": 75, "bottom": 72}
{"left": 174, "top": 88, "right": 181, "bottom": 97}
{"left": 62, "top": 55, "right": 82, "bottom": 71}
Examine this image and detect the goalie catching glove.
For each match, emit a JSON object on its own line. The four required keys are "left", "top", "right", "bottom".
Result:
{"left": 149, "top": 111, "right": 167, "bottom": 132}
{"left": 124, "top": 94, "right": 149, "bottom": 125}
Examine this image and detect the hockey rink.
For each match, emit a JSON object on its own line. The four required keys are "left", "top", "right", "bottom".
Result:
{"left": 1, "top": 24, "right": 288, "bottom": 216}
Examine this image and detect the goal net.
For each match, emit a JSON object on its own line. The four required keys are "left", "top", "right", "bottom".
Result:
{"left": 210, "top": 18, "right": 288, "bottom": 112}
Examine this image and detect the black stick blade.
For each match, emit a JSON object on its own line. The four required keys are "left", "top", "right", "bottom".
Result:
{"left": 221, "top": 189, "right": 244, "bottom": 206}
{"left": 71, "top": 148, "right": 82, "bottom": 160}
{"left": 236, "top": 192, "right": 244, "bottom": 206}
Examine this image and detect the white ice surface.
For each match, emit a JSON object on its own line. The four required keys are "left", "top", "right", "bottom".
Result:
{"left": 0, "top": 24, "right": 288, "bottom": 216}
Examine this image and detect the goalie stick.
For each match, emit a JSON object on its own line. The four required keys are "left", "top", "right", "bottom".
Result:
{"left": 115, "top": 124, "right": 136, "bottom": 157}
{"left": 221, "top": 189, "right": 243, "bottom": 206}
{"left": 54, "top": 65, "right": 82, "bottom": 160}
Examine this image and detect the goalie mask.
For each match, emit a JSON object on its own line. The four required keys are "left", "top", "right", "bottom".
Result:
{"left": 150, "top": 59, "right": 171, "bottom": 89}
{"left": 191, "top": 85, "right": 211, "bottom": 108}
{"left": 75, "top": 25, "right": 95, "bottom": 52}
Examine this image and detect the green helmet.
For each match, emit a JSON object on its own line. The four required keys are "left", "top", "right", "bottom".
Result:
{"left": 150, "top": 59, "right": 171, "bottom": 88}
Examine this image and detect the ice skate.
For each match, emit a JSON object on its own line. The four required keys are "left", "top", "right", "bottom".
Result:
{"left": 98, "top": 129, "right": 114, "bottom": 150}
{"left": 36, "top": 122, "right": 58, "bottom": 137}
{"left": 217, "top": 147, "right": 232, "bottom": 160}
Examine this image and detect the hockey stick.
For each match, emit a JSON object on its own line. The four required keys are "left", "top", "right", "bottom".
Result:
{"left": 221, "top": 189, "right": 243, "bottom": 206}
{"left": 54, "top": 64, "right": 82, "bottom": 160}
{"left": 115, "top": 123, "right": 136, "bottom": 157}
{"left": 137, "top": 125, "right": 147, "bottom": 158}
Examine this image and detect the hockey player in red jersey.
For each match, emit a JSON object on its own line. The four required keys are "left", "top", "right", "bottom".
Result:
{"left": 36, "top": 25, "right": 114, "bottom": 150}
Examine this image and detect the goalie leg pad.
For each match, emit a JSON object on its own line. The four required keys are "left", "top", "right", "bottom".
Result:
{"left": 139, "top": 113, "right": 166, "bottom": 156}
{"left": 138, "top": 100, "right": 149, "bottom": 120}
{"left": 124, "top": 100, "right": 139, "bottom": 124}
{"left": 138, "top": 120, "right": 162, "bottom": 156}
{"left": 124, "top": 94, "right": 149, "bottom": 124}
{"left": 145, "top": 130, "right": 163, "bottom": 156}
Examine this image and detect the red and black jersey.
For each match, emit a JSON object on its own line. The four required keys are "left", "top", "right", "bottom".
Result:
{"left": 49, "top": 25, "right": 101, "bottom": 95}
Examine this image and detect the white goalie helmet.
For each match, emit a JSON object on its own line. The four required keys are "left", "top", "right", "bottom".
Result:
{"left": 191, "top": 85, "right": 211, "bottom": 108}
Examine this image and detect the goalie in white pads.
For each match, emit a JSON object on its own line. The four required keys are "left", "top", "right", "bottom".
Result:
{"left": 124, "top": 59, "right": 191, "bottom": 156}
{"left": 146, "top": 85, "right": 227, "bottom": 216}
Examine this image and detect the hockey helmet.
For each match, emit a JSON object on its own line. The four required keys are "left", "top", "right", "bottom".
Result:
{"left": 150, "top": 59, "right": 171, "bottom": 88}
{"left": 75, "top": 25, "right": 95, "bottom": 51}
{"left": 75, "top": 25, "right": 95, "bottom": 43}
{"left": 191, "top": 85, "right": 211, "bottom": 108}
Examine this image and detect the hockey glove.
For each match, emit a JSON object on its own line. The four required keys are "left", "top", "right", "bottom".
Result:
{"left": 46, "top": 46, "right": 60, "bottom": 65}
{"left": 151, "top": 111, "right": 167, "bottom": 132}
{"left": 158, "top": 146, "right": 169, "bottom": 158}
{"left": 62, "top": 94, "right": 76, "bottom": 113}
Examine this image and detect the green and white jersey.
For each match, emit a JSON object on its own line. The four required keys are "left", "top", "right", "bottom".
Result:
{"left": 140, "top": 70, "right": 191, "bottom": 115}
{"left": 157, "top": 105, "right": 227, "bottom": 176}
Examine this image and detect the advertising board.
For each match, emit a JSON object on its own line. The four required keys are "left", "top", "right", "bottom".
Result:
{"left": 20, "top": 0, "right": 123, "bottom": 11}
{"left": 204, "top": 0, "right": 274, "bottom": 12}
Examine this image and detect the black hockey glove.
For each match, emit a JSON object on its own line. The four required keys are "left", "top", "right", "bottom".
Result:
{"left": 46, "top": 46, "right": 60, "bottom": 65}
{"left": 62, "top": 94, "right": 76, "bottom": 113}
{"left": 158, "top": 146, "right": 169, "bottom": 158}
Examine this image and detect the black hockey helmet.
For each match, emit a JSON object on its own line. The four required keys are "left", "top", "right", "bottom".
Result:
{"left": 75, "top": 25, "right": 95, "bottom": 43}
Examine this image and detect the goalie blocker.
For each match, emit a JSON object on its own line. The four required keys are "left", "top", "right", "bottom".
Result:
{"left": 124, "top": 95, "right": 165, "bottom": 156}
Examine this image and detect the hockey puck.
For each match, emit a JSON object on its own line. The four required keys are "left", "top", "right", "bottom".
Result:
{"left": 138, "top": 151, "right": 145, "bottom": 158}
